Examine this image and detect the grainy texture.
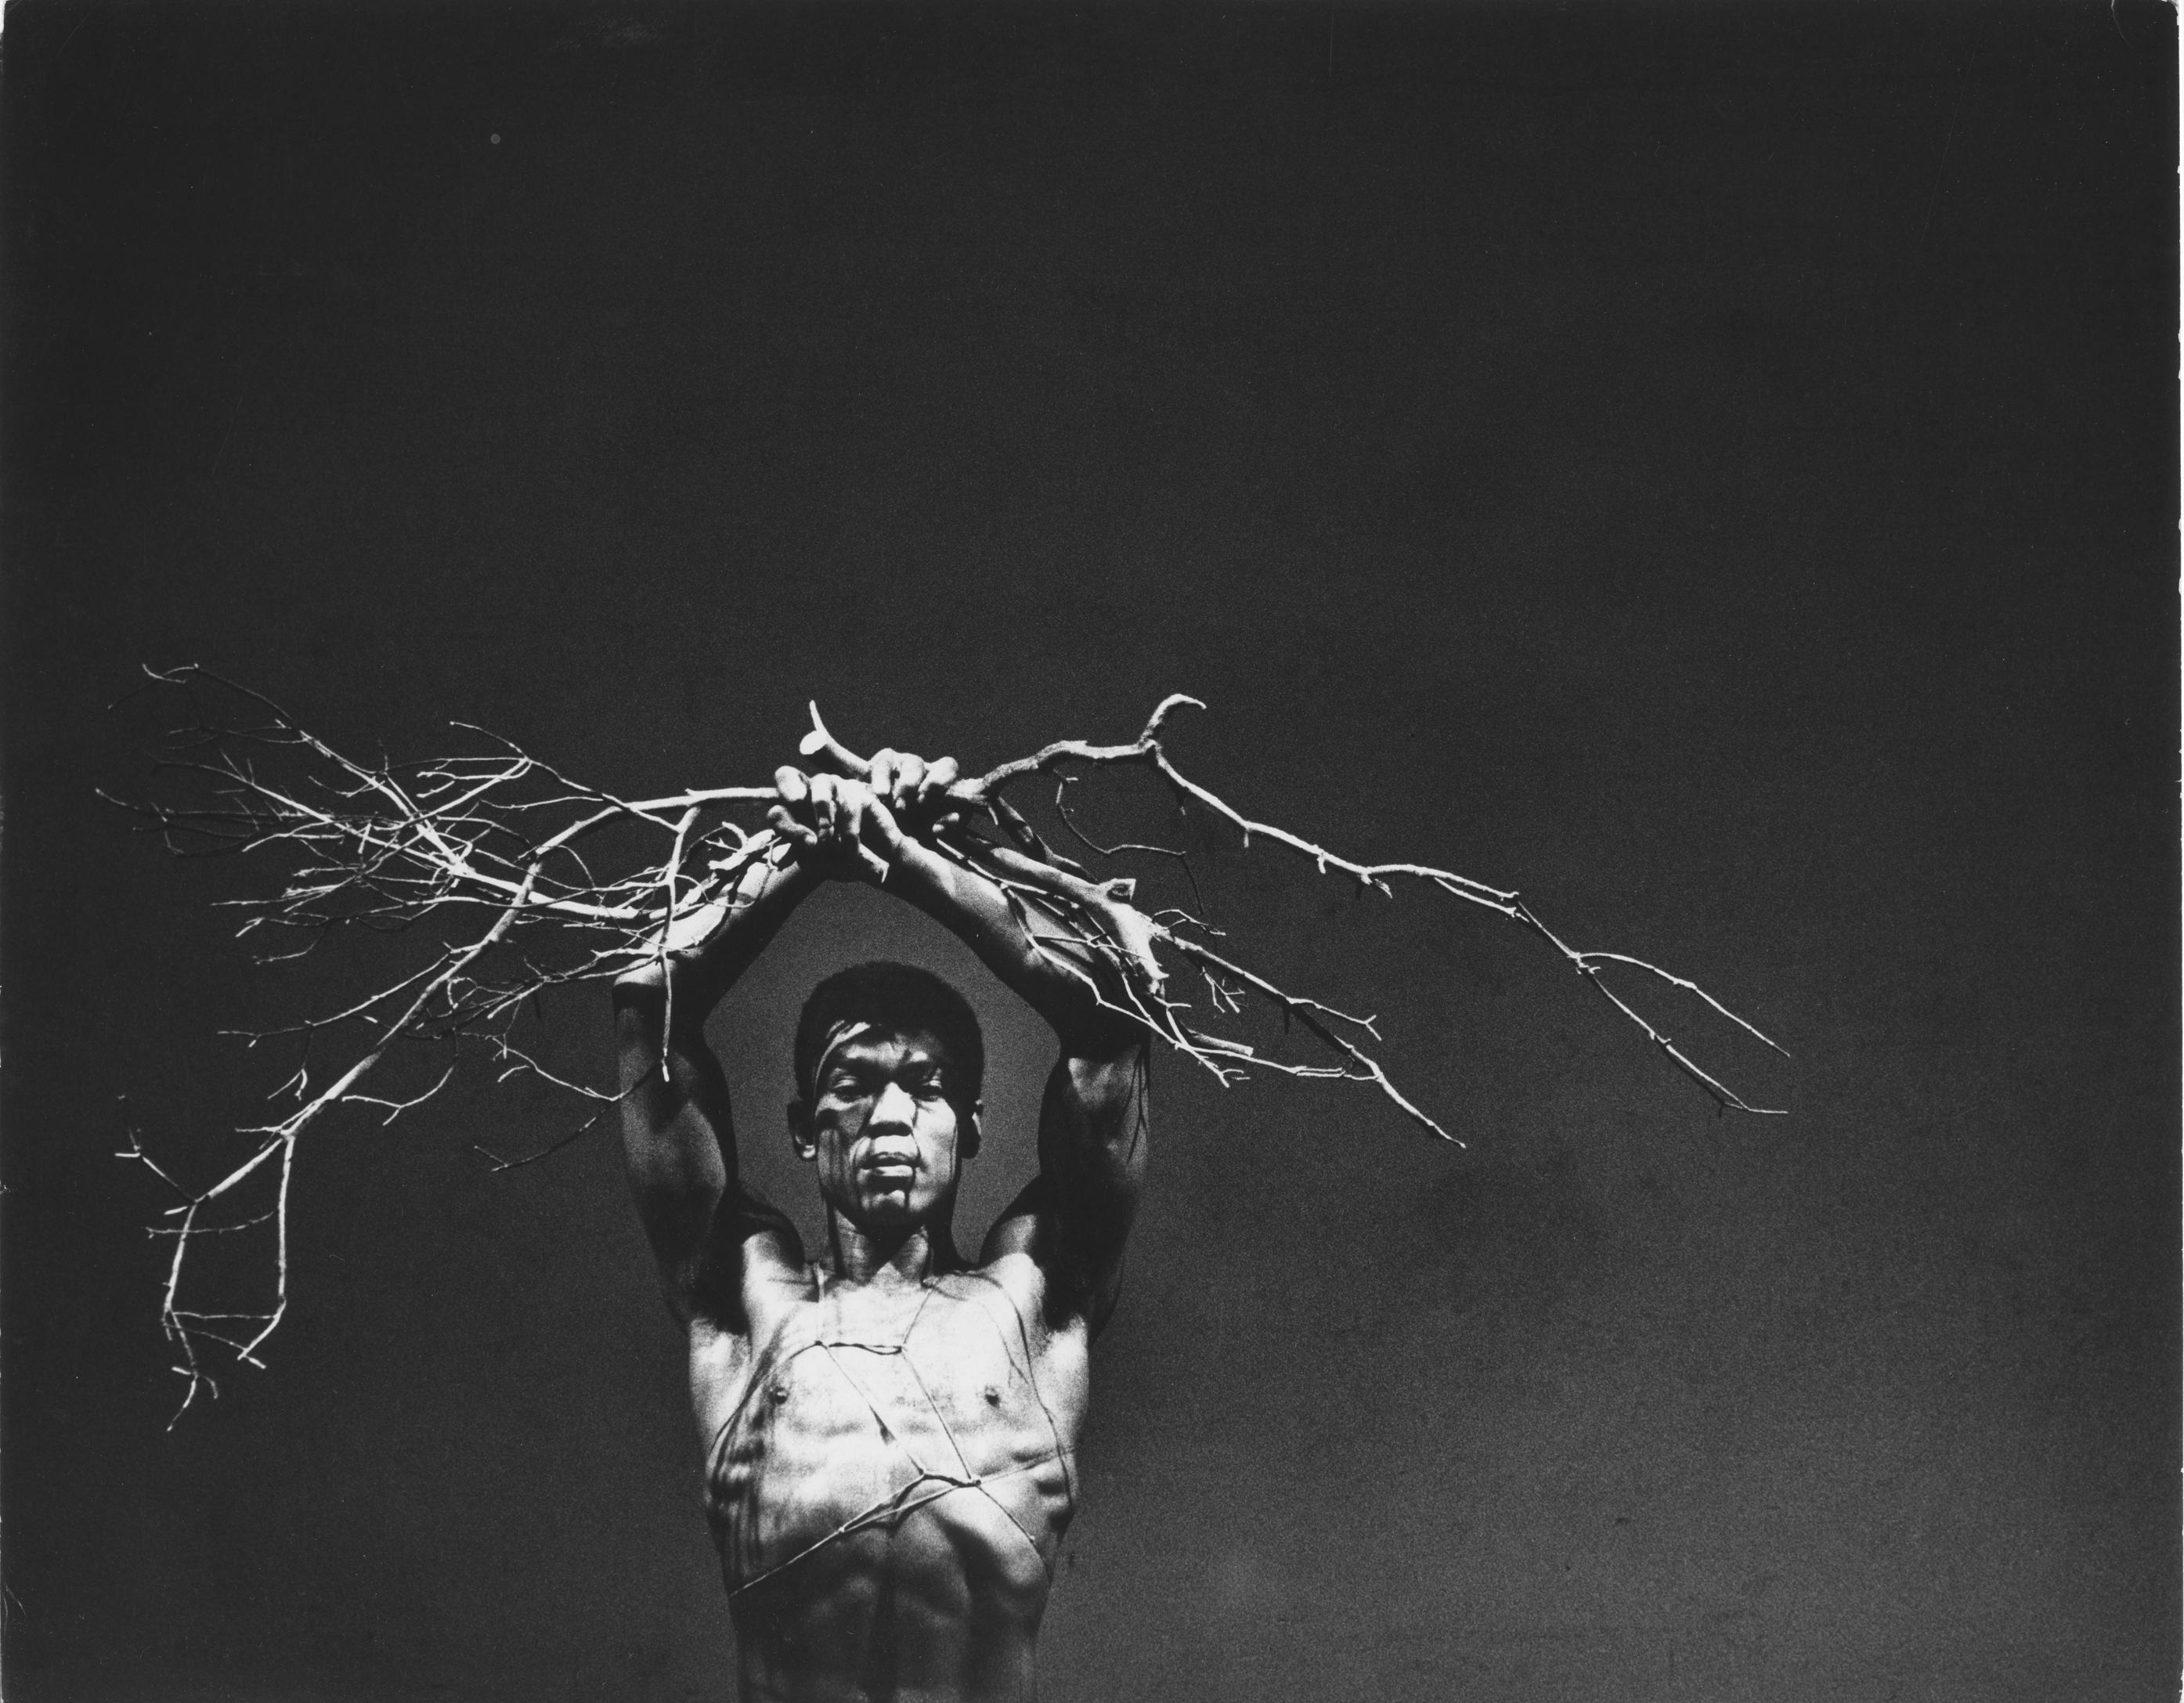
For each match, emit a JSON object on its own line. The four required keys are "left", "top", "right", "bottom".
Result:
{"left": 3, "top": 3, "right": 2175, "bottom": 1700}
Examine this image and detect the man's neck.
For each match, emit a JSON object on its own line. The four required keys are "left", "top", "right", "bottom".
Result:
{"left": 824, "top": 1211, "right": 960, "bottom": 1286}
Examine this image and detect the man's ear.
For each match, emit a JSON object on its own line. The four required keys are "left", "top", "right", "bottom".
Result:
{"left": 958, "top": 1100, "right": 984, "bottom": 1161}
{"left": 786, "top": 1099, "right": 817, "bottom": 1163}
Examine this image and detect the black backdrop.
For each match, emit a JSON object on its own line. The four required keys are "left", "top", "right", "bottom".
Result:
{"left": 4, "top": 3, "right": 2176, "bottom": 1699}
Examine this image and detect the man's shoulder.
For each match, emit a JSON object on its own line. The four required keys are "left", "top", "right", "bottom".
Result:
{"left": 954, "top": 1248, "right": 1095, "bottom": 1347}
{"left": 958, "top": 1246, "right": 1041, "bottom": 1302}
{"left": 689, "top": 1231, "right": 812, "bottom": 1339}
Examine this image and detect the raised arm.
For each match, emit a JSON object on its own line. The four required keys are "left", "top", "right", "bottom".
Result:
{"left": 612, "top": 847, "right": 821, "bottom": 1326}
{"left": 771, "top": 755, "right": 1149, "bottom": 1332}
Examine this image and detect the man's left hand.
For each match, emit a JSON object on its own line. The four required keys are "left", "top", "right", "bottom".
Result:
{"left": 865, "top": 749, "right": 962, "bottom": 834}
{"left": 769, "top": 770, "right": 904, "bottom": 882}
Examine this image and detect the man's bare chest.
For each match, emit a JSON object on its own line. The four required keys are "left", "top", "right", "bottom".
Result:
{"left": 695, "top": 1268, "right": 1087, "bottom": 1598}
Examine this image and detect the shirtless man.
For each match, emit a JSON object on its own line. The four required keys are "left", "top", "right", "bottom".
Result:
{"left": 612, "top": 747, "right": 1148, "bottom": 1703}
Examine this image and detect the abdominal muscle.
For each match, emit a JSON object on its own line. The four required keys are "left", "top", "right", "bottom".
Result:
{"left": 699, "top": 1263, "right": 1086, "bottom": 1703}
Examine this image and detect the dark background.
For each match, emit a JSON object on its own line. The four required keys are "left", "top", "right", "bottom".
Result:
{"left": 4, "top": 2, "right": 2175, "bottom": 1698}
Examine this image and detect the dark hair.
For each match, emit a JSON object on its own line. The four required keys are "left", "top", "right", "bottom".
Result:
{"left": 793, "top": 961, "right": 985, "bottom": 1113}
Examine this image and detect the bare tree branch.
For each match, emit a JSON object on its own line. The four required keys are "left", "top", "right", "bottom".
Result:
{"left": 113, "top": 669, "right": 1783, "bottom": 1421}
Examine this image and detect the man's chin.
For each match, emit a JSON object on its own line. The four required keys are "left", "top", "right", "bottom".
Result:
{"left": 851, "top": 1189, "right": 923, "bottom": 1228}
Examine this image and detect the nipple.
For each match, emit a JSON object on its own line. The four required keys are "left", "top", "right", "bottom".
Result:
{"left": 984, "top": 1386, "right": 1002, "bottom": 1406}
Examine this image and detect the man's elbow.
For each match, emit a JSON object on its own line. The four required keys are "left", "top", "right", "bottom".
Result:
{"left": 1065, "top": 1041, "right": 1146, "bottom": 1100}
{"left": 613, "top": 965, "right": 669, "bottom": 1001}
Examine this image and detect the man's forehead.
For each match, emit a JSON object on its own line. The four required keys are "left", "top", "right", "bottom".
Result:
{"left": 815, "top": 1022, "right": 951, "bottom": 1072}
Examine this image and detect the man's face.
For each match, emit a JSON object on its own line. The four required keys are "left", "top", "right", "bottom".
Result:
{"left": 792, "top": 1025, "right": 976, "bottom": 1232}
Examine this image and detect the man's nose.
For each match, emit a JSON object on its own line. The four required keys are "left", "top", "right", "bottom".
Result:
{"left": 867, "top": 1081, "right": 919, "bottom": 1131}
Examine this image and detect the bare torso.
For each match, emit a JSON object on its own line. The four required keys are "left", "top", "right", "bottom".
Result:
{"left": 693, "top": 1251, "right": 1091, "bottom": 1703}
{"left": 615, "top": 763, "right": 1146, "bottom": 1701}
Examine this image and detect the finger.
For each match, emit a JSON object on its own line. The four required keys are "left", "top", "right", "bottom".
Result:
{"left": 774, "top": 767, "right": 810, "bottom": 806}
{"left": 767, "top": 806, "right": 818, "bottom": 849}
{"left": 863, "top": 789, "right": 904, "bottom": 850}
{"left": 868, "top": 751, "right": 898, "bottom": 802}
{"left": 839, "top": 785, "right": 867, "bottom": 848}
{"left": 919, "top": 756, "right": 959, "bottom": 807}
{"left": 810, "top": 774, "right": 839, "bottom": 838}
{"left": 892, "top": 753, "right": 925, "bottom": 812}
